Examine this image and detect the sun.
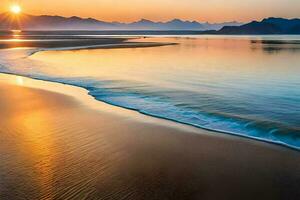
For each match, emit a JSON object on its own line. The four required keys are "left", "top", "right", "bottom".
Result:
{"left": 10, "top": 5, "right": 22, "bottom": 14}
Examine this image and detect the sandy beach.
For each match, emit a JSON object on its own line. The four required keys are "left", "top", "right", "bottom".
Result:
{"left": 0, "top": 73, "right": 299, "bottom": 200}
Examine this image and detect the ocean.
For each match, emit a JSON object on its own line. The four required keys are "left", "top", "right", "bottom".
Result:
{"left": 0, "top": 33, "right": 299, "bottom": 149}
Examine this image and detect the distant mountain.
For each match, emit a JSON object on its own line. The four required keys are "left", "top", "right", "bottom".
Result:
{"left": 125, "top": 19, "right": 205, "bottom": 30}
{"left": 0, "top": 13, "right": 242, "bottom": 31}
{"left": 217, "top": 17, "right": 300, "bottom": 34}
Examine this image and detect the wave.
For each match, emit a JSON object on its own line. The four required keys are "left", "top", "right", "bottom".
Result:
{"left": 1, "top": 71, "right": 300, "bottom": 150}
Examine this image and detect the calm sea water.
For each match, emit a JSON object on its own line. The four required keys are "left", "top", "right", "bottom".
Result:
{"left": 0, "top": 35, "right": 300, "bottom": 149}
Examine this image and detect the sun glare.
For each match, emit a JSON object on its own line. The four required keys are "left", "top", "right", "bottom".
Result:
{"left": 10, "top": 5, "right": 22, "bottom": 14}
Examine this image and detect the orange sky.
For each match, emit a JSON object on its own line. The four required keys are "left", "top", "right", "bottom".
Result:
{"left": 1, "top": 0, "right": 300, "bottom": 23}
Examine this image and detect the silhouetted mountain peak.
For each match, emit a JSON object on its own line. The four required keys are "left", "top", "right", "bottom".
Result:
{"left": 170, "top": 19, "right": 184, "bottom": 23}
{"left": 138, "top": 19, "right": 155, "bottom": 23}
{"left": 69, "top": 16, "right": 81, "bottom": 20}
{"left": 217, "top": 17, "right": 300, "bottom": 34}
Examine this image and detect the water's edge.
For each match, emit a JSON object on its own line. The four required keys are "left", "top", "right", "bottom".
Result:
{"left": 0, "top": 70, "right": 299, "bottom": 151}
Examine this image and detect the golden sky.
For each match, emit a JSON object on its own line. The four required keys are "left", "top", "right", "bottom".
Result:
{"left": 1, "top": 0, "right": 300, "bottom": 23}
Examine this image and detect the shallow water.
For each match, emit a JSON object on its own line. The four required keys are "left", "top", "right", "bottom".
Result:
{"left": 0, "top": 34, "right": 300, "bottom": 149}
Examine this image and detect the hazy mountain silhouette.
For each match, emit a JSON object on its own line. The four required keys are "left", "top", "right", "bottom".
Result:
{"left": 217, "top": 17, "right": 300, "bottom": 34}
{"left": 2, "top": 13, "right": 298, "bottom": 34}
{"left": 0, "top": 13, "right": 242, "bottom": 30}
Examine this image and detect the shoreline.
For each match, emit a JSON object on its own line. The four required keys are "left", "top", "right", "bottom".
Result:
{"left": 0, "top": 73, "right": 299, "bottom": 199}
{"left": 1, "top": 71, "right": 298, "bottom": 151}
{"left": 0, "top": 72, "right": 207, "bottom": 134}
{"left": 25, "top": 41, "right": 178, "bottom": 57}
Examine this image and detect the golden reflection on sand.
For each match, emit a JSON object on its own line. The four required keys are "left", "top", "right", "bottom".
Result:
{"left": 0, "top": 81, "right": 57, "bottom": 199}
{"left": 16, "top": 76, "right": 24, "bottom": 85}
{"left": 22, "top": 112, "right": 55, "bottom": 198}
{"left": 8, "top": 84, "right": 56, "bottom": 198}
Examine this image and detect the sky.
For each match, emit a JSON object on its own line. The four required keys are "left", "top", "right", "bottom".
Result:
{"left": 1, "top": 0, "right": 300, "bottom": 23}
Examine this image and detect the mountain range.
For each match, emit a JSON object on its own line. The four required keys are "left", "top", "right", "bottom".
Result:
{"left": 1, "top": 13, "right": 299, "bottom": 34}
{"left": 0, "top": 13, "right": 242, "bottom": 31}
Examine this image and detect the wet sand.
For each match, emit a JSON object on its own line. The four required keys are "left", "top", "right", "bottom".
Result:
{"left": 0, "top": 73, "right": 299, "bottom": 200}
{"left": 0, "top": 35, "right": 175, "bottom": 50}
